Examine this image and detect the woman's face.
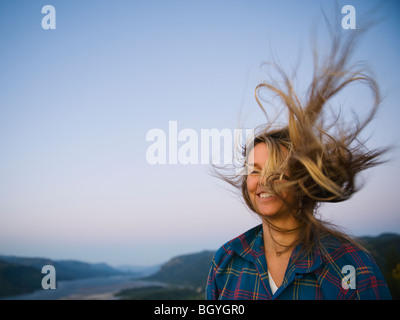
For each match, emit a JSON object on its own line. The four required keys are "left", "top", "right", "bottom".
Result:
{"left": 246, "top": 142, "right": 294, "bottom": 217}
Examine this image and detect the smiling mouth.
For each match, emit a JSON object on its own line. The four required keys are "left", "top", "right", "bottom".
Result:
{"left": 257, "top": 192, "right": 276, "bottom": 200}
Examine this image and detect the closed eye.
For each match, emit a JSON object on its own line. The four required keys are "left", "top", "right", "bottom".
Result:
{"left": 247, "top": 165, "right": 261, "bottom": 175}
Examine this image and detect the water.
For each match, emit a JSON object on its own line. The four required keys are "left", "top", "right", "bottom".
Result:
{"left": 1, "top": 275, "right": 165, "bottom": 300}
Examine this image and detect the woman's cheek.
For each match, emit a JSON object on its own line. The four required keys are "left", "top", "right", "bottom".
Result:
{"left": 247, "top": 176, "right": 258, "bottom": 191}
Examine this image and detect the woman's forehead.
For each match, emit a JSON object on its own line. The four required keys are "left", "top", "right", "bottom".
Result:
{"left": 247, "top": 142, "right": 289, "bottom": 166}
{"left": 247, "top": 143, "right": 269, "bottom": 166}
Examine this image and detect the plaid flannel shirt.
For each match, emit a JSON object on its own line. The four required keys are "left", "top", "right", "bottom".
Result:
{"left": 206, "top": 224, "right": 392, "bottom": 300}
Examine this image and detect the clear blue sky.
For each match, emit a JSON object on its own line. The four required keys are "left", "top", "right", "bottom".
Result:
{"left": 0, "top": 0, "right": 399, "bottom": 266}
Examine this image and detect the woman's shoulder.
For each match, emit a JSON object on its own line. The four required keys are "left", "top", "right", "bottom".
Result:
{"left": 212, "top": 224, "right": 263, "bottom": 264}
{"left": 317, "top": 231, "right": 377, "bottom": 268}
{"left": 316, "top": 231, "right": 392, "bottom": 299}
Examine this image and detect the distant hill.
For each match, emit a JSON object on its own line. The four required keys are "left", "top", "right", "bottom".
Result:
{"left": 0, "top": 255, "right": 134, "bottom": 299}
{"left": 0, "top": 260, "right": 43, "bottom": 298}
{"left": 359, "top": 233, "right": 400, "bottom": 299}
{"left": 117, "top": 250, "right": 216, "bottom": 300}
{"left": 142, "top": 250, "right": 215, "bottom": 289}
{"left": 359, "top": 233, "right": 400, "bottom": 268}
{"left": 116, "top": 264, "right": 161, "bottom": 277}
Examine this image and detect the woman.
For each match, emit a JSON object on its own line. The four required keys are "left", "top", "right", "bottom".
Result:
{"left": 205, "top": 28, "right": 392, "bottom": 300}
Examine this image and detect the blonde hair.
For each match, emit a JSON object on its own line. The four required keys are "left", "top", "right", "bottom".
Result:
{"left": 213, "top": 26, "right": 389, "bottom": 256}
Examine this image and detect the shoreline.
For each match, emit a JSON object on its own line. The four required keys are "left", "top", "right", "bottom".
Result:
{"left": 59, "top": 291, "right": 120, "bottom": 300}
{"left": 1, "top": 275, "right": 165, "bottom": 300}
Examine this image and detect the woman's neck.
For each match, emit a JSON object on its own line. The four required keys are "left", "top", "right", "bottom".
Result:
{"left": 262, "top": 212, "right": 300, "bottom": 256}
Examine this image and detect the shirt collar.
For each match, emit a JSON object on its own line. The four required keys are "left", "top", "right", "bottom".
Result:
{"left": 228, "top": 224, "right": 323, "bottom": 274}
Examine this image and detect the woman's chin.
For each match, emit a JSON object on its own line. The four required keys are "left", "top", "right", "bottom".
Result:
{"left": 258, "top": 210, "right": 281, "bottom": 218}
{"left": 254, "top": 198, "right": 282, "bottom": 217}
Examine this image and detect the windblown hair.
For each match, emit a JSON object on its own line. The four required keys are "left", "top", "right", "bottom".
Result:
{"left": 212, "top": 27, "right": 389, "bottom": 256}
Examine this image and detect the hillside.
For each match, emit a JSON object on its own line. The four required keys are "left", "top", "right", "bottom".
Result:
{"left": 359, "top": 233, "right": 400, "bottom": 268}
{"left": 142, "top": 250, "right": 215, "bottom": 289}
{"left": 0, "top": 255, "right": 133, "bottom": 298}
{"left": 116, "top": 250, "right": 215, "bottom": 300}
{"left": 0, "top": 260, "right": 43, "bottom": 298}
{"left": 359, "top": 233, "right": 400, "bottom": 299}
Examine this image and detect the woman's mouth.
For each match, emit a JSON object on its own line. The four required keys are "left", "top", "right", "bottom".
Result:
{"left": 257, "top": 192, "right": 277, "bottom": 201}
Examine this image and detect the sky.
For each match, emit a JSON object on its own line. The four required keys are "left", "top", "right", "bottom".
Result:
{"left": 0, "top": 0, "right": 399, "bottom": 267}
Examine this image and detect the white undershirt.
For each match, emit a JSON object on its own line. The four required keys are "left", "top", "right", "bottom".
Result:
{"left": 268, "top": 269, "right": 279, "bottom": 295}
